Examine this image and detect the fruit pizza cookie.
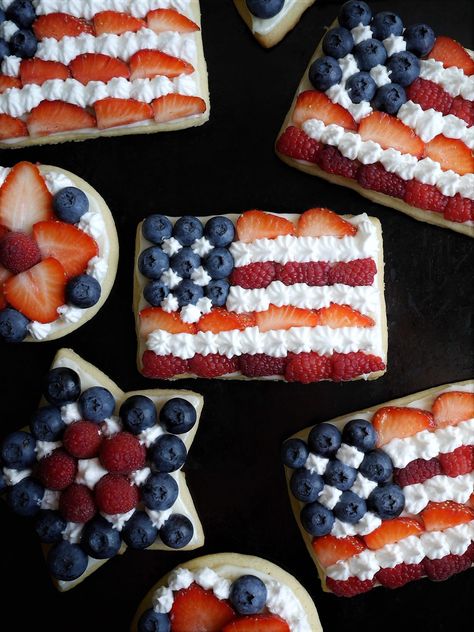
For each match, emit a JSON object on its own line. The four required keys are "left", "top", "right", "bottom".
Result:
{"left": 276, "top": 1, "right": 474, "bottom": 236}
{"left": 132, "top": 553, "right": 323, "bottom": 632}
{"left": 283, "top": 381, "right": 474, "bottom": 596}
{"left": 133, "top": 208, "right": 387, "bottom": 382}
{"left": 0, "top": 0, "right": 209, "bottom": 147}
{"left": 0, "top": 161, "right": 118, "bottom": 343}
{"left": 0, "top": 348, "right": 204, "bottom": 590}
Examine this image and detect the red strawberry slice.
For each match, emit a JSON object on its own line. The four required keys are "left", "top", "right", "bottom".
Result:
{"left": 358, "top": 111, "right": 425, "bottom": 158}
{"left": 33, "top": 221, "right": 99, "bottom": 278}
{"left": 33, "top": 13, "right": 95, "bottom": 40}
{"left": 223, "top": 615, "right": 290, "bottom": 632}
{"left": 0, "top": 264, "right": 12, "bottom": 309}
{"left": 363, "top": 518, "right": 424, "bottom": 550}
{"left": 170, "top": 584, "right": 235, "bottom": 632}
{"left": 27, "top": 101, "right": 96, "bottom": 137}
{"left": 421, "top": 500, "right": 474, "bottom": 531}
{"left": 95, "top": 98, "right": 153, "bottom": 129}
{"left": 70, "top": 53, "right": 130, "bottom": 85}
{"left": 197, "top": 308, "right": 246, "bottom": 333}
{"left": 439, "top": 445, "right": 474, "bottom": 477}
{"left": 432, "top": 391, "right": 474, "bottom": 427}
{"left": 0, "top": 162, "right": 53, "bottom": 233}
{"left": 0, "top": 75, "right": 21, "bottom": 93}
{"left": 0, "top": 114, "right": 28, "bottom": 140}
{"left": 93, "top": 11, "right": 145, "bottom": 35}
{"left": 152, "top": 94, "right": 206, "bottom": 123}
{"left": 314, "top": 304, "right": 375, "bottom": 328}
{"left": 292, "top": 90, "right": 357, "bottom": 130}
{"left": 297, "top": 207, "right": 357, "bottom": 238}
{"left": 312, "top": 534, "right": 366, "bottom": 568}
{"left": 373, "top": 406, "right": 435, "bottom": 447}
{"left": 4, "top": 257, "right": 66, "bottom": 323}
{"left": 425, "top": 135, "right": 474, "bottom": 176}
{"left": 236, "top": 210, "right": 295, "bottom": 243}
{"left": 256, "top": 304, "right": 319, "bottom": 332}
{"left": 20, "top": 59, "right": 70, "bottom": 86}
{"left": 147, "top": 8, "right": 200, "bottom": 33}
{"left": 139, "top": 307, "right": 196, "bottom": 337}
{"left": 429, "top": 36, "right": 474, "bottom": 76}
{"left": 129, "top": 49, "right": 194, "bottom": 80}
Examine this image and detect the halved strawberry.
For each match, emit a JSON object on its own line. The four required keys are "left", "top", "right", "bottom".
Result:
{"left": 33, "top": 13, "right": 95, "bottom": 40}
{"left": 139, "top": 307, "right": 196, "bottom": 337}
{"left": 314, "top": 304, "right": 375, "bottom": 328}
{"left": 296, "top": 207, "right": 357, "bottom": 238}
{"left": 236, "top": 210, "right": 295, "bottom": 243}
{"left": 0, "top": 264, "right": 12, "bottom": 309}
{"left": 0, "top": 75, "right": 21, "bottom": 93}
{"left": 170, "top": 584, "right": 235, "bottom": 632}
{"left": 27, "top": 101, "right": 96, "bottom": 137}
{"left": 439, "top": 445, "right": 474, "bottom": 477}
{"left": 152, "top": 94, "right": 206, "bottom": 123}
{"left": 363, "top": 518, "right": 424, "bottom": 550}
{"left": 373, "top": 406, "right": 435, "bottom": 446}
{"left": 432, "top": 391, "right": 474, "bottom": 428}
{"left": 312, "top": 534, "right": 366, "bottom": 567}
{"left": 129, "top": 49, "right": 194, "bottom": 80}
{"left": 32, "top": 221, "right": 99, "bottom": 278}
{"left": 292, "top": 90, "right": 357, "bottom": 130}
{"left": 256, "top": 304, "right": 319, "bottom": 332}
{"left": 0, "top": 162, "right": 53, "bottom": 233}
{"left": 70, "top": 53, "right": 130, "bottom": 85}
{"left": 93, "top": 11, "right": 145, "bottom": 35}
{"left": 94, "top": 98, "right": 153, "bottom": 130}
{"left": 20, "top": 59, "right": 70, "bottom": 86}
{"left": 4, "top": 258, "right": 66, "bottom": 323}
{"left": 421, "top": 501, "right": 474, "bottom": 531}
{"left": 425, "top": 135, "right": 474, "bottom": 176}
{"left": 197, "top": 308, "right": 246, "bottom": 333}
{"left": 0, "top": 114, "right": 28, "bottom": 140}
{"left": 222, "top": 615, "right": 290, "bottom": 632}
{"left": 358, "top": 111, "right": 424, "bottom": 158}
{"left": 147, "top": 8, "right": 199, "bottom": 33}
{"left": 429, "top": 36, "right": 474, "bottom": 76}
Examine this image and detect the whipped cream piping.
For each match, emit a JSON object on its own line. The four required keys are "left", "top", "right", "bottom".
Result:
{"left": 402, "top": 471, "right": 474, "bottom": 515}
{"left": 397, "top": 101, "right": 474, "bottom": 146}
{"left": 419, "top": 58, "right": 474, "bottom": 101}
{"left": 251, "top": 0, "right": 297, "bottom": 35}
{"left": 33, "top": 0, "right": 193, "bottom": 20}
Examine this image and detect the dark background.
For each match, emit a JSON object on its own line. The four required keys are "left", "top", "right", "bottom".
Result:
{"left": 1, "top": 0, "right": 473, "bottom": 629}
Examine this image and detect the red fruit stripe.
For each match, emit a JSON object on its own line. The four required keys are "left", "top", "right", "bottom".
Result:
{"left": 141, "top": 351, "right": 189, "bottom": 378}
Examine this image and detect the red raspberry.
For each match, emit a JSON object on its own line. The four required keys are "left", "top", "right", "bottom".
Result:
{"left": 276, "top": 126, "right": 322, "bottom": 163}
{"left": 328, "top": 258, "right": 377, "bottom": 287}
{"left": 318, "top": 146, "right": 360, "bottom": 179}
{"left": 465, "top": 541, "right": 474, "bottom": 562}
{"left": 439, "top": 445, "right": 474, "bottom": 477}
{"left": 95, "top": 473, "right": 139, "bottom": 515}
{"left": 406, "top": 78, "right": 453, "bottom": 115}
{"left": 0, "top": 231, "right": 41, "bottom": 274}
{"left": 59, "top": 483, "right": 96, "bottom": 523}
{"left": 275, "top": 261, "right": 330, "bottom": 286}
{"left": 142, "top": 351, "right": 189, "bottom": 379}
{"left": 189, "top": 353, "right": 238, "bottom": 378}
{"left": 63, "top": 421, "right": 102, "bottom": 459}
{"left": 37, "top": 449, "right": 77, "bottom": 491}
{"left": 99, "top": 432, "right": 146, "bottom": 474}
{"left": 423, "top": 551, "right": 472, "bottom": 581}
{"left": 326, "top": 576, "right": 375, "bottom": 597}
{"left": 230, "top": 262, "right": 276, "bottom": 289}
{"left": 376, "top": 562, "right": 425, "bottom": 588}
{"left": 331, "top": 352, "right": 385, "bottom": 382}
{"left": 404, "top": 180, "right": 448, "bottom": 213}
{"left": 444, "top": 194, "right": 474, "bottom": 223}
{"left": 285, "top": 352, "right": 332, "bottom": 383}
{"left": 238, "top": 353, "right": 287, "bottom": 377}
{"left": 358, "top": 163, "right": 406, "bottom": 199}
{"left": 449, "top": 96, "right": 474, "bottom": 127}
{"left": 393, "top": 457, "right": 442, "bottom": 487}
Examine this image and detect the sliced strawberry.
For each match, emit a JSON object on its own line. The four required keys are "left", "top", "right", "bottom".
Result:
{"left": 296, "top": 207, "right": 357, "bottom": 238}
{"left": 421, "top": 500, "right": 474, "bottom": 531}
{"left": 0, "top": 264, "right": 12, "bottom": 309}
{"left": 129, "top": 49, "right": 194, "bottom": 80}
{"left": 27, "top": 101, "right": 96, "bottom": 137}
{"left": 256, "top": 304, "right": 319, "bottom": 332}
{"left": 32, "top": 221, "right": 99, "bottom": 278}
{"left": 425, "top": 135, "right": 474, "bottom": 176}
{"left": 94, "top": 97, "right": 153, "bottom": 129}
{"left": 197, "top": 308, "right": 245, "bottom": 333}
{"left": 152, "top": 94, "right": 206, "bottom": 123}
{"left": 223, "top": 615, "right": 290, "bottom": 632}
{"left": 358, "top": 111, "right": 424, "bottom": 158}
{"left": 139, "top": 307, "right": 196, "bottom": 337}
{"left": 432, "top": 391, "right": 474, "bottom": 428}
{"left": 70, "top": 53, "right": 130, "bottom": 85}
{"left": 363, "top": 518, "right": 424, "bottom": 550}
{"left": 314, "top": 304, "right": 375, "bottom": 328}
{"left": 33, "top": 13, "right": 95, "bottom": 40}
{"left": 4, "top": 258, "right": 66, "bottom": 323}
{"left": 312, "top": 534, "right": 366, "bottom": 567}
{"left": 147, "top": 8, "right": 199, "bottom": 34}
{"left": 93, "top": 11, "right": 145, "bottom": 35}
{"left": 236, "top": 210, "right": 295, "bottom": 243}
{"left": 292, "top": 90, "right": 357, "bottom": 130}
{"left": 429, "top": 36, "right": 474, "bottom": 76}
{"left": 0, "top": 162, "right": 53, "bottom": 233}
{"left": 0, "top": 75, "right": 21, "bottom": 93}
{"left": 20, "top": 59, "right": 70, "bottom": 86}
{"left": 170, "top": 584, "right": 235, "bottom": 632}
{"left": 439, "top": 445, "right": 474, "bottom": 477}
{"left": 373, "top": 406, "right": 435, "bottom": 446}
{"left": 0, "top": 114, "right": 28, "bottom": 140}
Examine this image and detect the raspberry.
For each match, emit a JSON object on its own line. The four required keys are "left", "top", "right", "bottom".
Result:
{"left": 275, "top": 261, "right": 330, "bottom": 286}
{"left": 406, "top": 78, "right": 453, "bottom": 115}
{"left": 358, "top": 163, "right": 406, "bottom": 199}
{"left": 465, "top": 541, "right": 474, "bottom": 562}
{"left": 444, "top": 194, "right": 474, "bottom": 223}
{"left": 188, "top": 353, "right": 238, "bottom": 378}
{"left": 0, "top": 231, "right": 41, "bottom": 274}
{"left": 276, "top": 126, "right": 322, "bottom": 163}
{"left": 423, "top": 551, "right": 472, "bottom": 581}
{"left": 331, "top": 352, "right": 385, "bottom": 382}
{"left": 404, "top": 180, "right": 448, "bottom": 213}
{"left": 142, "top": 351, "right": 189, "bottom": 379}
{"left": 285, "top": 352, "right": 332, "bottom": 384}
{"left": 37, "top": 449, "right": 77, "bottom": 491}
{"left": 328, "top": 258, "right": 377, "bottom": 286}
{"left": 230, "top": 262, "right": 276, "bottom": 289}
{"left": 326, "top": 576, "right": 374, "bottom": 597}
{"left": 95, "top": 473, "right": 139, "bottom": 515}
{"left": 449, "top": 96, "right": 474, "bottom": 127}
{"left": 439, "top": 445, "right": 474, "bottom": 477}
{"left": 63, "top": 421, "right": 102, "bottom": 459}
{"left": 99, "top": 432, "right": 146, "bottom": 474}
{"left": 59, "top": 484, "right": 96, "bottom": 523}
{"left": 393, "top": 457, "right": 442, "bottom": 487}
{"left": 376, "top": 562, "right": 425, "bottom": 588}
{"left": 318, "top": 146, "right": 360, "bottom": 179}
{"left": 239, "top": 353, "right": 287, "bottom": 377}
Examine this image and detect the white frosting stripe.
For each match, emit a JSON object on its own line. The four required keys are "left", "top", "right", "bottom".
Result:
{"left": 403, "top": 471, "right": 474, "bottom": 515}
{"left": 33, "top": 0, "right": 193, "bottom": 20}
{"left": 397, "top": 101, "right": 474, "bottom": 145}
{"left": 419, "top": 58, "right": 474, "bottom": 101}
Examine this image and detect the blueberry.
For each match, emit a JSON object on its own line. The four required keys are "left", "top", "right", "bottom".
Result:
{"left": 66, "top": 274, "right": 101, "bottom": 308}
{"left": 43, "top": 367, "right": 81, "bottom": 406}
{"left": 322, "top": 27, "right": 354, "bottom": 59}
{"left": 0, "top": 307, "right": 29, "bottom": 343}
{"left": 245, "top": 0, "right": 284, "bottom": 19}
{"left": 345, "top": 71, "right": 376, "bottom": 103}
{"left": 142, "top": 214, "right": 173, "bottom": 244}
{"left": 34, "top": 510, "right": 67, "bottom": 544}
{"left": 7, "top": 477, "right": 44, "bottom": 516}
{"left": 308, "top": 423, "right": 341, "bottom": 457}
{"left": 230, "top": 575, "right": 267, "bottom": 615}
{"left": 53, "top": 187, "right": 89, "bottom": 223}
{"left": 138, "top": 609, "right": 171, "bottom": 632}
{"left": 359, "top": 449, "right": 393, "bottom": 482}
{"left": 143, "top": 280, "right": 169, "bottom": 306}
{"left": 281, "top": 438, "right": 309, "bottom": 469}
{"left": 309, "top": 56, "right": 342, "bottom": 91}
{"left": 81, "top": 515, "right": 122, "bottom": 559}
{"left": 368, "top": 483, "right": 405, "bottom": 519}
{"left": 120, "top": 395, "right": 157, "bottom": 435}
{"left": 0, "top": 37, "right": 10, "bottom": 61}
{"left": 339, "top": 1, "right": 372, "bottom": 29}
{"left": 205, "top": 279, "right": 229, "bottom": 306}
{"left": 122, "top": 511, "right": 158, "bottom": 549}
{"left": 138, "top": 247, "right": 169, "bottom": 280}
{"left": 9, "top": 29, "right": 37, "bottom": 58}
{"left": 203, "top": 247, "right": 234, "bottom": 280}
{"left": 372, "top": 83, "right": 406, "bottom": 114}
{"left": 174, "top": 279, "right": 203, "bottom": 307}
{"left": 371, "top": 11, "right": 403, "bottom": 40}
{"left": 6, "top": 1, "right": 36, "bottom": 28}
{"left": 300, "top": 502, "right": 334, "bottom": 536}
{"left": 150, "top": 435, "right": 187, "bottom": 473}
{"left": 290, "top": 468, "right": 324, "bottom": 502}
{"left": 160, "top": 398, "right": 197, "bottom": 434}
{"left": 386, "top": 51, "right": 420, "bottom": 87}
{"left": 159, "top": 513, "right": 194, "bottom": 549}
{"left": 353, "top": 39, "right": 387, "bottom": 71}
{"left": 204, "top": 217, "right": 235, "bottom": 248}
{"left": 1, "top": 431, "right": 36, "bottom": 469}
{"left": 0, "top": 471, "right": 7, "bottom": 494}
{"left": 173, "top": 216, "right": 203, "bottom": 246}
{"left": 342, "top": 418, "right": 376, "bottom": 452}
{"left": 324, "top": 460, "right": 357, "bottom": 491}
{"left": 47, "top": 541, "right": 88, "bottom": 581}
{"left": 170, "top": 247, "right": 200, "bottom": 278}
{"left": 141, "top": 473, "right": 179, "bottom": 511}
{"left": 404, "top": 23, "right": 436, "bottom": 57}
{"left": 334, "top": 491, "right": 367, "bottom": 523}
{"left": 79, "top": 386, "right": 115, "bottom": 423}
{"left": 0, "top": 9, "right": 5, "bottom": 23}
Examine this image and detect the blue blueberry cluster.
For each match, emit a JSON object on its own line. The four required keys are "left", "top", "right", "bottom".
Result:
{"left": 309, "top": 1, "right": 436, "bottom": 115}
{"left": 282, "top": 418, "right": 405, "bottom": 537}
{"left": 0, "top": 1, "right": 38, "bottom": 60}
{"left": 245, "top": 0, "right": 285, "bottom": 20}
